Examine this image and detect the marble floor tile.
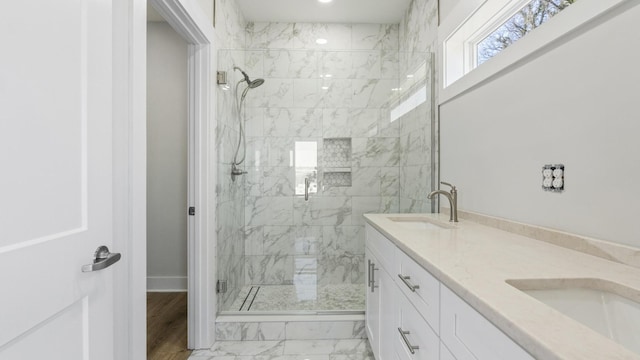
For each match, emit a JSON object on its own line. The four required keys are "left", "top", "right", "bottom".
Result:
{"left": 210, "top": 340, "right": 285, "bottom": 356}
{"left": 283, "top": 339, "right": 370, "bottom": 355}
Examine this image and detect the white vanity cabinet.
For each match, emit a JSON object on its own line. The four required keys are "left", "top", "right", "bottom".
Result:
{"left": 365, "top": 224, "right": 533, "bottom": 360}
{"left": 366, "top": 224, "right": 398, "bottom": 360}
{"left": 366, "top": 225, "right": 438, "bottom": 360}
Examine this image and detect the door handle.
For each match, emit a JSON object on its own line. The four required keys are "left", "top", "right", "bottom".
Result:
{"left": 82, "top": 246, "right": 121, "bottom": 272}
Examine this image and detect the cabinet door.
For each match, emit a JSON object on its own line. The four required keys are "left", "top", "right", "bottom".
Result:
{"left": 379, "top": 267, "right": 396, "bottom": 360}
{"left": 365, "top": 249, "right": 381, "bottom": 357}
{"left": 394, "top": 294, "right": 440, "bottom": 360}
{"left": 440, "top": 342, "right": 458, "bottom": 360}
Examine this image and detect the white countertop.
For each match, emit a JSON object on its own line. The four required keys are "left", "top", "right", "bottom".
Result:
{"left": 364, "top": 213, "right": 640, "bottom": 360}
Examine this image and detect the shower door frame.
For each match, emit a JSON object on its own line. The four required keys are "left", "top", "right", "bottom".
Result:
{"left": 150, "top": 0, "right": 216, "bottom": 349}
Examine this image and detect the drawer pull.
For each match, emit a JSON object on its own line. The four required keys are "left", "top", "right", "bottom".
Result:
{"left": 398, "top": 274, "right": 420, "bottom": 292}
{"left": 369, "top": 260, "right": 378, "bottom": 292}
{"left": 398, "top": 327, "right": 419, "bottom": 354}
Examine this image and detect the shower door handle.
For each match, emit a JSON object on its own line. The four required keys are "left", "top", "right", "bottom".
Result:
{"left": 305, "top": 178, "right": 310, "bottom": 201}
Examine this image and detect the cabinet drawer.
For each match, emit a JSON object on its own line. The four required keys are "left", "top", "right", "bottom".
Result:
{"left": 394, "top": 293, "right": 439, "bottom": 360}
{"left": 395, "top": 249, "right": 440, "bottom": 333}
{"left": 441, "top": 285, "right": 534, "bottom": 360}
{"left": 366, "top": 224, "right": 396, "bottom": 272}
{"left": 440, "top": 342, "right": 457, "bottom": 360}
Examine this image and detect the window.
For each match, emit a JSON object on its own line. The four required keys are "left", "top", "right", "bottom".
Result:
{"left": 294, "top": 141, "right": 318, "bottom": 196}
{"left": 440, "top": 0, "right": 619, "bottom": 103}
{"left": 476, "top": 0, "right": 578, "bottom": 65}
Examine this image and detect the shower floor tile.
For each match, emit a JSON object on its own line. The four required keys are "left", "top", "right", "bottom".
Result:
{"left": 228, "top": 284, "right": 365, "bottom": 312}
{"left": 189, "top": 339, "right": 374, "bottom": 360}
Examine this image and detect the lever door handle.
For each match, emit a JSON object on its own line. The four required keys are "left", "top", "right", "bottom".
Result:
{"left": 82, "top": 246, "right": 121, "bottom": 272}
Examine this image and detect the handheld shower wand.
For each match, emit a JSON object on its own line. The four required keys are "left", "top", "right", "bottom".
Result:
{"left": 234, "top": 66, "right": 265, "bottom": 89}
{"left": 231, "top": 66, "right": 265, "bottom": 181}
{"left": 234, "top": 66, "right": 251, "bottom": 84}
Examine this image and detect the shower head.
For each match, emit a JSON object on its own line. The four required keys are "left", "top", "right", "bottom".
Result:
{"left": 233, "top": 66, "right": 264, "bottom": 89}
{"left": 248, "top": 78, "right": 264, "bottom": 88}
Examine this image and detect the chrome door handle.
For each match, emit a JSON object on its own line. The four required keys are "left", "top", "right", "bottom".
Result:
{"left": 367, "top": 259, "right": 373, "bottom": 288}
{"left": 398, "top": 274, "right": 420, "bottom": 292}
{"left": 82, "top": 246, "right": 121, "bottom": 272}
{"left": 398, "top": 328, "right": 419, "bottom": 354}
{"left": 305, "top": 178, "right": 310, "bottom": 201}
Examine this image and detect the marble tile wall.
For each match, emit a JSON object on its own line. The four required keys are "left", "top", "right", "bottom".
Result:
{"left": 215, "top": 0, "right": 248, "bottom": 311}
{"left": 242, "top": 23, "right": 401, "bottom": 288}
{"left": 397, "top": 0, "right": 439, "bottom": 213}
{"left": 215, "top": 320, "right": 366, "bottom": 341}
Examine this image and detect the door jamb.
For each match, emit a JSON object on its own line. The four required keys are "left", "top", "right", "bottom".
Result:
{"left": 112, "top": 0, "right": 147, "bottom": 358}
{"left": 149, "top": 0, "right": 216, "bottom": 349}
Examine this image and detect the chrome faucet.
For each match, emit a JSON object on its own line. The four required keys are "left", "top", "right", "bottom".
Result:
{"left": 427, "top": 182, "right": 458, "bottom": 222}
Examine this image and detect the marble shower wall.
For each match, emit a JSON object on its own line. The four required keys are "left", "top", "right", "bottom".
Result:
{"left": 242, "top": 23, "right": 401, "bottom": 288}
{"left": 397, "top": 0, "right": 439, "bottom": 213}
{"left": 215, "top": 0, "right": 248, "bottom": 311}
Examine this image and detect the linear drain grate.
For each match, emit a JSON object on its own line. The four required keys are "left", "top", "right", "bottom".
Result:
{"left": 238, "top": 286, "right": 260, "bottom": 311}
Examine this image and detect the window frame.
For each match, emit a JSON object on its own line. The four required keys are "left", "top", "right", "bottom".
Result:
{"left": 439, "top": 0, "right": 630, "bottom": 105}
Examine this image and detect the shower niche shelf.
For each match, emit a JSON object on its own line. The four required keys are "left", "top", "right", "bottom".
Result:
{"left": 323, "top": 138, "right": 352, "bottom": 187}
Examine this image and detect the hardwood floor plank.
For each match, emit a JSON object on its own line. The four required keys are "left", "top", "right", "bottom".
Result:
{"left": 147, "top": 292, "right": 191, "bottom": 360}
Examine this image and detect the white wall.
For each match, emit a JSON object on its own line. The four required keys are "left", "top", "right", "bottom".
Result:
{"left": 439, "top": 0, "right": 460, "bottom": 22}
{"left": 439, "top": 0, "right": 483, "bottom": 23}
{"left": 147, "top": 22, "right": 189, "bottom": 291}
{"left": 440, "top": 3, "right": 640, "bottom": 247}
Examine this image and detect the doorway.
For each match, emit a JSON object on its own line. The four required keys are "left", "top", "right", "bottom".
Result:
{"left": 146, "top": 0, "right": 216, "bottom": 352}
{"left": 147, "top": 6, "right": 191, "bottom": 359}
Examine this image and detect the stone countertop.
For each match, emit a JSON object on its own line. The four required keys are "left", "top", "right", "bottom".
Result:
{"left": 364, "top": 213, "right": 640, "bottom": 360}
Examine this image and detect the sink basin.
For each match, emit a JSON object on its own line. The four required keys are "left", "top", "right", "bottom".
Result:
{"left": 508, "top": 278, "right": 640, "bottom": 355}
{"left": 387, "top": 216, "right": 455, "bottom": 230}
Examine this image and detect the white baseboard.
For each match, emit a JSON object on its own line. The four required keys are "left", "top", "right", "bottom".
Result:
{"left": 147, "top": 276, "right": 188, "bottom": 292}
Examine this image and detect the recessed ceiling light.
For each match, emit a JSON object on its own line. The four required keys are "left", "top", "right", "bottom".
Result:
{"left": 318, "top": 0, "right": 333, "bottom": 3}
{"left": 324, "top": 74, "right": 333, "bottom": 78}
{"left": 406, "top": 74, "right": 414, "bottom": 78}
{"left": 321, "top": 86, "right": 329, "bottom": 90}
{"left": 316, "top": 38, "right": 328, "bottom": 45}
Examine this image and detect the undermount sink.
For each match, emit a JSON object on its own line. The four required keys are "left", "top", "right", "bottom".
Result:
{"left": 508, "top": 278, "right": 640, "bottom": 356}
{"left": 387, "top": 216, "right": 455, "bottom": 230}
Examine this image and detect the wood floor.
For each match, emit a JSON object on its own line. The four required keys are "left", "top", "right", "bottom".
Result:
{"left": 147, "top": 292, "right": 192, "bottom": 360}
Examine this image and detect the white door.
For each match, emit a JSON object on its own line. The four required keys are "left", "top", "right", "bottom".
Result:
{"left": 0, "top": 0, "right": 120, "bottom": 359}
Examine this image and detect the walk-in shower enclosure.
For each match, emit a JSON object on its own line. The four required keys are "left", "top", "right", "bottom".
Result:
{"left": 215, "top": 1, "right": 439, "bottom": 314}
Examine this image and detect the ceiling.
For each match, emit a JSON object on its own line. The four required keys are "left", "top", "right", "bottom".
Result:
{"left": 235, "top": 0, "right": 412, "bottom": 24}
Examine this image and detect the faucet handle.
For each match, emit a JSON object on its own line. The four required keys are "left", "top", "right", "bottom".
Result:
{"left": 440, "top": 181, "right": 456, "bottom": 191}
